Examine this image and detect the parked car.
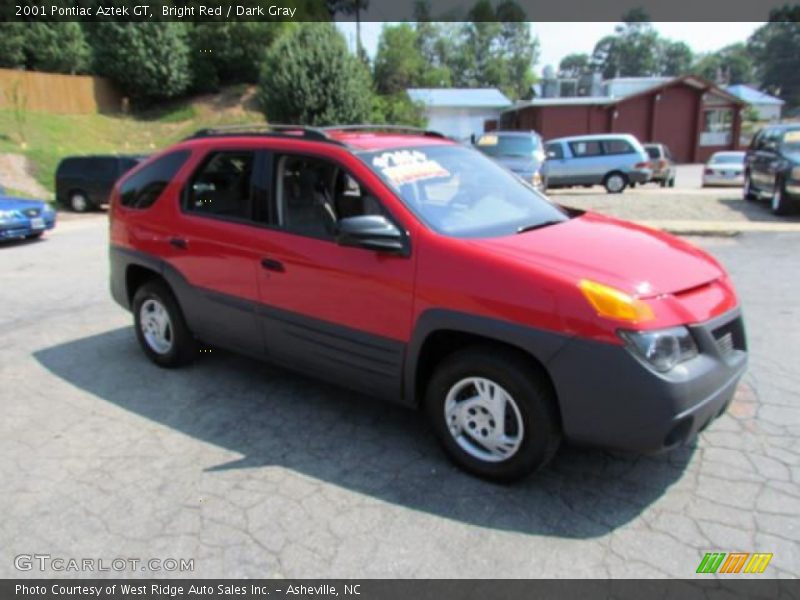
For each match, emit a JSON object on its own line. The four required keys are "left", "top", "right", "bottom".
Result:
{"left": 543, "top": 134, "right": 652, "bottom": 193}
{"left": 110, "top": 125, "right": 747, "bottom": 481}
{"left": 0, "top": 186, "right": 56, "bottom": 241}
{"left": 744, "top": 123, "right": 800, "bottom": 215}
{"left": 474, "top": 130, "right": 546, "bottom": 192}
{"left": 702, "top": 151, "right": 745, "bottom": 187}
{"left": 56, "top": 155, "right": 144, "bottom": 212}
{"left": 643, "top": 143, "right": 676, "bottom": 187}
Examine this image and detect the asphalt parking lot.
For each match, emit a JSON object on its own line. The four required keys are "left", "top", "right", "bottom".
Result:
{"left": 1, "top": 204, "right": 798, "bottom": 578}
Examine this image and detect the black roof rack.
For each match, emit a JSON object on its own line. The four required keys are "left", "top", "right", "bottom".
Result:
{"left": 322, "top": 124, "right": 448, "bottom": 139}
{"left": 185, "top": 124, "right": 342, "bottom": 144}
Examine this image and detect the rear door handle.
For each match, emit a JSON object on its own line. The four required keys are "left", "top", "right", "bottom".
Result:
{"left": 261, "top": 257, "right": 284, "bottom": 272}
{"left": 169, "top": 238, "right": 188, "bottom": 250}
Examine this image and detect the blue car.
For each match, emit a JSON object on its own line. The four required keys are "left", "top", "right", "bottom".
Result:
{"left": 0, "top": 186, "right": 57, "bottom": 241}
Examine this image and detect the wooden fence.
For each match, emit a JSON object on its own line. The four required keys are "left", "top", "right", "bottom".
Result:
{"left": 0, "top": 68, "right": 122, "bottom": 115}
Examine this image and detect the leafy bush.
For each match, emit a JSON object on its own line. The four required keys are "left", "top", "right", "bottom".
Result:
{"left": 258, "top": 23, "right": 373, "bottom": 125}
{"left": 85, "top": 22, "right": 191, "bottom": 105}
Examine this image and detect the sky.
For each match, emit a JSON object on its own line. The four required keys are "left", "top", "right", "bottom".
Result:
{"left": 336, "top": 22, "right": 764, "bottom": 75}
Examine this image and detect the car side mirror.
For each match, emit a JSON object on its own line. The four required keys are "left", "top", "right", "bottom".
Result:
{"left": 336, "top": 215, "right": 407, "bottom": 255}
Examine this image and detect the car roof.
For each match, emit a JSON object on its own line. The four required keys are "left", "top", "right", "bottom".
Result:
{"left": 179, "top": 126, "right": 457, "bottom": 153}
{"left": 478, "top": 130, "right": 540, "bottom": 138}
{"left": 325, "top": 131, "right": 456, "bottom": 151}
{"left": 547, "top": 133, "right": 636, "bottom": 143}
{"left": 710, "top": 151, "right": 745, "bottom": 157}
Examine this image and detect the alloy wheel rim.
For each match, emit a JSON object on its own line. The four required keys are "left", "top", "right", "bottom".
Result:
{"left": 443, "top": 377, "right": 524, "bottom": 463}
{"left": 608, "top": 175, "right": 624, "bottom": 192}
{"left": 140, "top": 298, "right": 173, "bottom": 355}
{"left": 72, "top": 195, "right": 87, "bottom": 212}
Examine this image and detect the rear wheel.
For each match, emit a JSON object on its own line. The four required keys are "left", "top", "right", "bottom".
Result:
{"left": 425, "top": 347, "right": 561, "bottom": 482}
{"left": 132, "top": 280, "right": 196, "bottom": 367}
{"left": 69, "top": 192, "right": 90, "bottom": 213}
{"left": 603, "top": 171, "right": 628, "bottom": 194}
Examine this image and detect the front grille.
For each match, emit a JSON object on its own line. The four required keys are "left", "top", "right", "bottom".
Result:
{"left": 712, "top": 316, "right": 746, "bottom": 356}
{"left": 22, "top": 208, "right": 41, "bottom": 217}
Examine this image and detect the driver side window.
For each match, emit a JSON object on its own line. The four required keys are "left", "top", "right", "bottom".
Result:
{"left": 275, "top": 155, "right": 385, "bottom": 241}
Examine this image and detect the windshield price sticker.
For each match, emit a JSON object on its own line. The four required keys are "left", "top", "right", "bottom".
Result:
{"left": 783, "top": 130, "right": 800, "bottom": 143}
{"left": 372, "top": 150, "right": 450, "bottom": 185}
{"left": 477, "top": 135, "right": 498, "bottom": 146}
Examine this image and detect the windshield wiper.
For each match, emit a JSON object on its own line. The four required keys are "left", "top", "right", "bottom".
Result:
{"left": 517, "top": 220, "right": 564, "bottom": 234}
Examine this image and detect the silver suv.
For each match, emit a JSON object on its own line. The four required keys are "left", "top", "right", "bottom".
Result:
{"left": 543, "top": 134, "right": 652, "bottom": 193}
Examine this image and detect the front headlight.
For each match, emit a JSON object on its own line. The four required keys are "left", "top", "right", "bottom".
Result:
{"left": 790, "top": 166, "right": 800, "bottom": 180}
{"left": 0, "top": 210, "right": 17, "bottom": 222}
{"left": 40, "top": 203, "right": 54, "bottom": 214}
{"left": 618, "top": 326, "right": 698, "bottom": 372}
{"left": 531, "top": 172, "right": 542, "bottom": 186}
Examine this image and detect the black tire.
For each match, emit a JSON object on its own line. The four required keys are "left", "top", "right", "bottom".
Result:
{"left": 603, "top": 171, "right": 628, "bottom": 194}
{"left": 771, "top": 178, "right": 792, "bottom": 216}
{"left": 425, "top": 346, "right": 561, "bottom": 482}
{"left": 668, "top": 177, "right": 676, "bottom": 188}
{"left": 69, "top": 191, "right": 91, "bottom": 213}
{"left": 132, "top": 280, "right": 196, "bottom": 368}
{"left": 743, "top": 173, "right": 757, "bottom": 201}
{"left": 659, "top": 179, "right": 667, "bottom": 188}
{"left": 25, "top": 232, "right": 44, "bottom": 239}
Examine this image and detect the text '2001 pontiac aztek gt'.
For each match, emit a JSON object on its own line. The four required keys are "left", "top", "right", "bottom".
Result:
{"left": 109, "top": 125, "right": 747, "bottom": 481}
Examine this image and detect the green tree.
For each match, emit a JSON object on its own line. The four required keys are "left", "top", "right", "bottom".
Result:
{"left": 258, "top": 23, "right": 373, "bottom": 125}
{"left": 189, "top": 22, "right": 289, "bottom": 92}
{"left": 24, "top": 23, "right": 92, "bottom": 74}
{"left": 0, "top": 24, "right": 26, "bottom": 69}
{"left": 85, "top": 22, "right": 191, "bottom": 105}
{"left": 658, "top": 40, "right": 693, "bottom": 77}
{"left": 692, "top": 43, "right": 754, "bottom": 84}
{"left": 592, "top": 10, "right": 660, "bottom": 78}
{"left": 373, "top": 23, "right": 426, "bottom": 95}
{"left": 370, "top": 94, "right": 425, "bottom": 126}
{"left": 559, "top": 53, "right": 591, "bottom": 78}
{"left": 749, "top": 8, "right": 800, "bottom": 106}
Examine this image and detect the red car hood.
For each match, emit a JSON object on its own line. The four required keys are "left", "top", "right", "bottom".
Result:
{"left": 471, "top": 212, "right": 724, "bottom": 297}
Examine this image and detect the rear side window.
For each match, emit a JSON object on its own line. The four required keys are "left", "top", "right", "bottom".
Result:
{"left": 569, "top": 140, "right": 603, "bottom": 157}
{"left": 603, "top": 139, "right": 635, "bottom": 155}
{"left": 645, "top": 146, "right": 660, "bottom": 159}
{"left": 119, "top": 151, "right": 189, "bottom": 209}
{"left": 545, "top": 142, "right": 563, "bottom": 159}
{"left": 186, "top": 151, "right": 255, "bottom": 220}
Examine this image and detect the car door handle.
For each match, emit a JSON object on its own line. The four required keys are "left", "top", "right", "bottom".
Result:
{"left": 169, "top": 237, "right": 188, "bottom": 250}
{"left": 261, "top": 257, "right": 284, "bottom": 272}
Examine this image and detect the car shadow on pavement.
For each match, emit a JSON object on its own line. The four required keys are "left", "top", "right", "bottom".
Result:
{"left": 716, "top": 196, "right": 800, "bottom": 222}
{"left": 35, "top": 327, "right": 696, "bottom": 539}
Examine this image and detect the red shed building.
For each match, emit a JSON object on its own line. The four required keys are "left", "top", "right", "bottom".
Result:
{"left": 499, "top": 76, "right": 747, "bottom": 163}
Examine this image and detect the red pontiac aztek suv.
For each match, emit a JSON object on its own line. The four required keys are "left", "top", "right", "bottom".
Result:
{"left": 110, "top": 125, "right": 747, "bottom": 481}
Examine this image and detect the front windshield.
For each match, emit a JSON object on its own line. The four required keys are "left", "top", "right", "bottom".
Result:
{"left": 475, "top": 134, "right": 543, "bottom": 158}
{"left": 781, "top": 129, "right": 800, "bottom": 153}
{"left": 711, "top": 153, "right": 744, "bottom": 164}
{"left": 360, "top": 145, "right": 568, "bottom": 238}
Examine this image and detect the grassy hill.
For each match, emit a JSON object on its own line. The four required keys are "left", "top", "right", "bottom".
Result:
{"left": 0, "top": 86, "right": 264, "bottom": 196}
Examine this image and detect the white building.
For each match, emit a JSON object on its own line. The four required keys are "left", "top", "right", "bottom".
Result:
{"left": 726, "top": 84, "right": 784, "bottom": 122}
{"left": 406, "top": 88, "right": 512, "bottom": 141}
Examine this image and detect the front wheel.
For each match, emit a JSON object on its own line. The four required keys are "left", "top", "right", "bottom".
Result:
{"left": 743, "top": 173, "right": 757, "bottom": 201}
{"left": 132, "top": 280, "right": 196, "bottom": 368}
{"left": 69, "top": 192, "right": 90, "bottom": 213}
{"left": 425, "top": 347, "right": 561, "bottom": 482}
{"left": 603, "top": 171, "right": 628, "bottom": 194}
{"left": 771, "top": 179, "right": 792, "bottom": 216}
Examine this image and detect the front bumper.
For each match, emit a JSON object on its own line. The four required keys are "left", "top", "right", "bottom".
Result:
{"left": 0, "top": 215, "right": 56, "bottom": 240}
{"left": 548, "top": 308, "right": 747, "bottom": 453}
